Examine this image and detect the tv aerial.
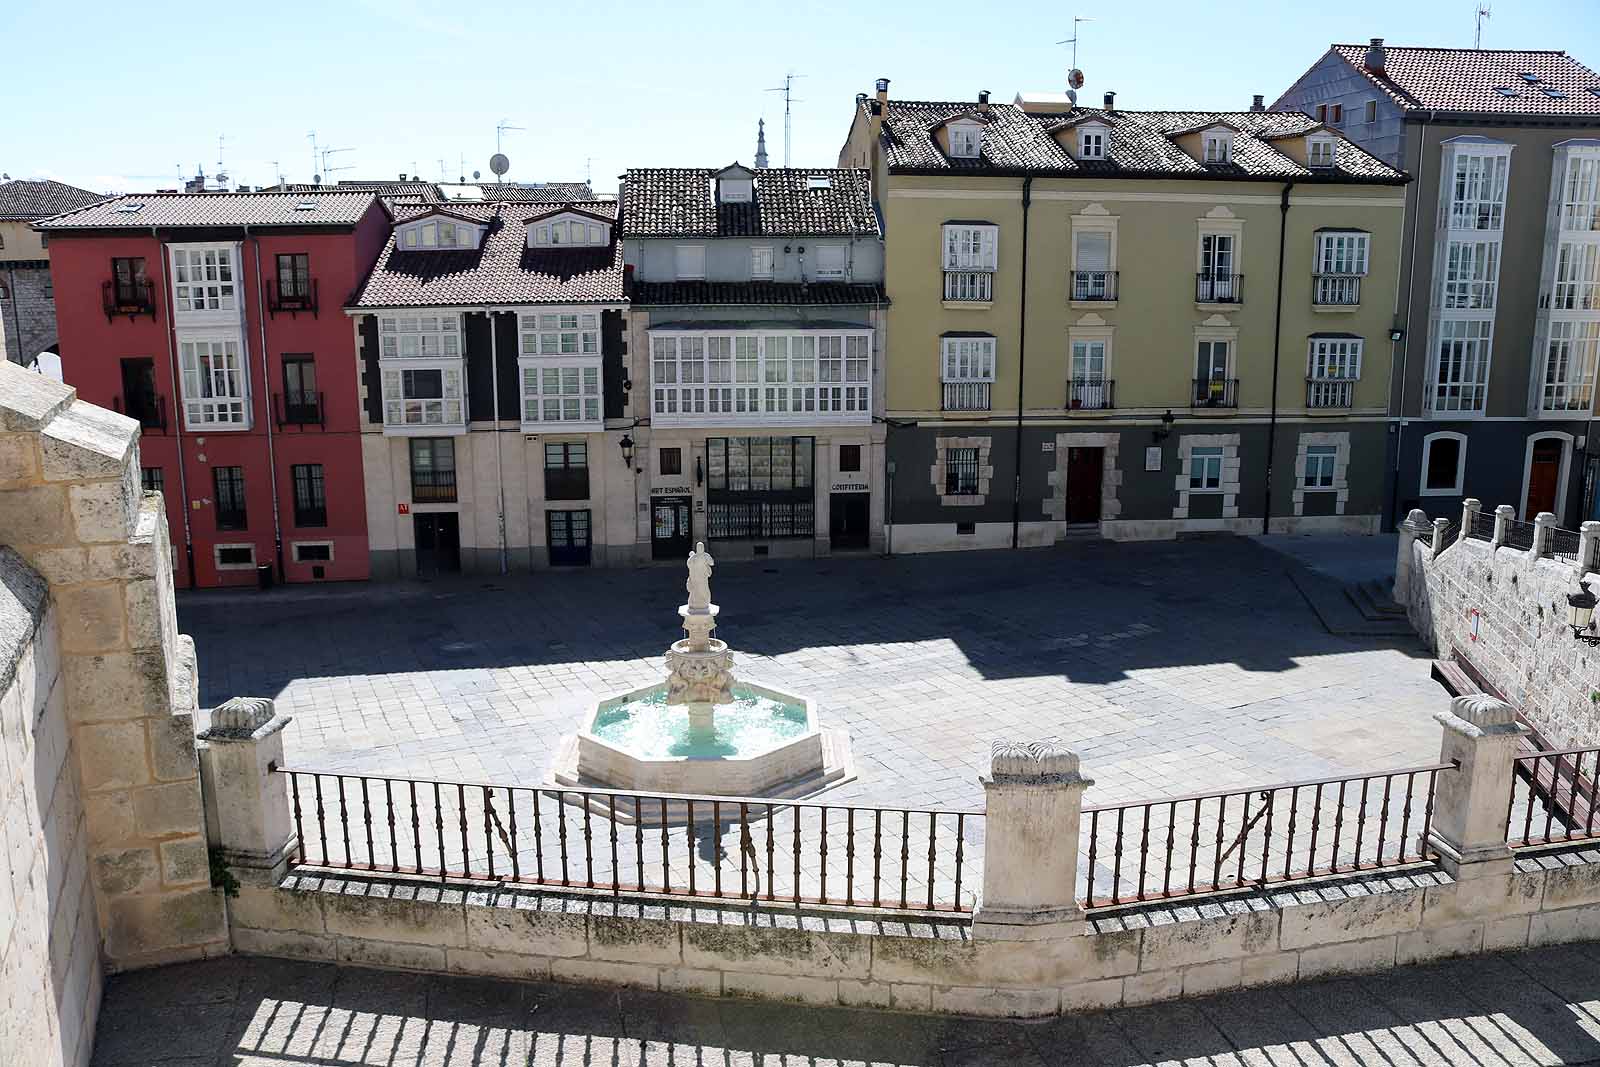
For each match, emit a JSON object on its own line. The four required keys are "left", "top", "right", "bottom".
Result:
{"left": 1057, "top": 16, "right": 1093, "bottom": 104}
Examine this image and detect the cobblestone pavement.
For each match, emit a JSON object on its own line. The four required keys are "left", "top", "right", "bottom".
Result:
{"left": 91, "top": 947, "right": 1600, "bottom": 1065}
{"left": 181, "top": 537, "right": 1442, "bottom": 906}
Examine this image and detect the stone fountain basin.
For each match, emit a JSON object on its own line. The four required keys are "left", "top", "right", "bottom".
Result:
{"left": 573, "top": 680, "right": 827, "bottom": 797}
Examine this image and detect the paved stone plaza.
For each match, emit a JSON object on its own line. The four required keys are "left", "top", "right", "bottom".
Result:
{"left": 90, "top": 947, "right": 1600, "bottom": 1066}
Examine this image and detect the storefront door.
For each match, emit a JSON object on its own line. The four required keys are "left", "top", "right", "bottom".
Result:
{"left": 829, "top": 492, "right": 870, "bottom": 550}
{"left": 652, "top": 496, "right": 692, "bottom": 560}
{"left": 547, "top": 509, "right": 592, "bottom": 566}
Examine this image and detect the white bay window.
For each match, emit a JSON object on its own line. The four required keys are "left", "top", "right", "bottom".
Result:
{"left": 1306, "top": 337, "right": 1363, "bottom": 408}
{"left": 380, "top": 313, "right": 462, "bottom": 359}
{"left": 517, "top": 309, "right": 604, "bottom": 430}
{"left": 179, "top": 337, "right": 249, "bottom": 428}
{"left": 1428, "top": 319, "right": 1492, "bottom": 414}
{"left": 1313, "top": 231, "right": 1368, "bottom": 305}
{"left": 943, "top": 223, "right": 997, "bottom": 302}
{"left": 378, "top": 313, "right": 466, "bottom": 434}
{"left": 650, "top": 329, "right": 870, "bottom": 426}
{"left": 1540, "top": 321, "right": 1600, "bottom": 413}
{"left": 941, "top": 335, "right": 995, "bottom": 411}
{"left": 171, "top": 246, "right": 237, "bottom": 313}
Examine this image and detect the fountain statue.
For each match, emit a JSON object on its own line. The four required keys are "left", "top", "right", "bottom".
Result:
{"left": 551, "top": 542, "right": 854, "bottom": 813}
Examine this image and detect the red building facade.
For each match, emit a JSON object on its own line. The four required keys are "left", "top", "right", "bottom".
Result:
{"left": 38, "top": 192, "right": 390, "bottom": 587}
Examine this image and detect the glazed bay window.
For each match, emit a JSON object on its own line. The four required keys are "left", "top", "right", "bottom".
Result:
{"left": 1441, "top": 240, "right": 1500, "bottom": 310}
{"left": 520, "top": 311, "right": 600, "bottom": 356}
{"left": 171, "top": 245, "right": 237, "bottom": 313}
{"left": 179, "top": 337, "right": 249, "bottom": 428}
{"left": 1446, "top": 149, "right": 1510, "bottom": 232}
{"left": 942, "top": 223, "right": 997, "bottom": 302}
{"left": 1559, "top": 153, "right": 1600, "bottom": 232}
{"left": 1313, "top": 231, "right": 1368, "bottom": 306}
{"left": 1549, "top": 242, "right": 1600, "bottom": 311}
{"left": 941, "top": 335, "right": 995, "bottom": 411}
{"left": 649, "top": 329, "right": 869, "bottom": 426}
{"left": 1428, "top": 319, "right": 1492, "bottom": 413}
{"left": 379, "top": 314, "right": 466, "bottom": 434}
{"left": 705, "top": 436, "right": 816, "bottom": 540}
{"left": 1306, "top": 337, "right": 1363, "bottom": 408}
{"left": 1540, "top": 321, "right": 1600, "bottom": 412}
{"left": 517, "top": 309, "right": 603, "bottom": 430}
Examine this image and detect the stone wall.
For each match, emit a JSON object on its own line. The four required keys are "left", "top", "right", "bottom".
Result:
{"left": 0, "top": 360, "right": 226, "bottom": 972}
{"left": 2, "top": 263, "right": 59, "bottom": 367}
{"left": 1406, "top": 520, "right": 1600, "bottom": 748}
{"left": 0, "top": 550, "right": 99, "bottom": 1067}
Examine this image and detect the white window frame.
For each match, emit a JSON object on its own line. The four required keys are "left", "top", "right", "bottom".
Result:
{"left": 291, "top": 541, "right": 335, "bottom": 564}
{"left": 377, "top": 313, "right": 466, "bottom": 435}
{"left": 1440, "top": 239, "right": 1501, "bottom": 310}
{"left": 1443, "top": 144, "right": 1512, "bottom": 232}
{"left": 529, "top": 215, "right": 608, "bottom": 248}
{"left": 1550, "top": 241, "right": 1600, "bottom": 311}
{"left": 813, "top": 244, "right": 847, "bottom": 280}
{"left": 379, "top": 313, "right": 464, "bottom": 360}
{"left": 1307, "top": 136, "right": 1336, "bottom": 169}
{"left": 1307, "top": 336, "right": 1363, "bottom": 407}
{"left": 1428, "top": 318, "right": 1493, "bottom": 415}
{"left": 1419, "top": 431, "right": 1468, "bottom": 496}
{"left": 675, "top": 245, "right": 705, "bottom": 280}
{"left": 1559, "top": 152, "right": 1600, "bottom": 232}
{"left": 941, "top": 336, "right": 996, "bottom": 383}
{"left": 1303, "top": 444, "right": 1338, "bottom": 489}
{"left": 648, "top": 329, "right": 871, "bottom": 427}
{"left": 1078, "top": 126, "right": 1107, "bottom": 160}
{"left": 751, "top": 246, "right": 774, "bottom": 280}
{"left": 944, "top": 224, "right": 998, "bottom": 271}
{"left": 517, "top": 310, "right": 600, "bottom": 358}
{"left": 1538, "top": 320, "right": 1600, "bottom": 413}
{"left": 948, "top": 121, "right": 982, "bottom": 159}
{"left": 178, "top": 334, "right": 250, "bottom": 429}
{"left": 718, "top": 178, "right": 754, "bottom": 203}
{"left": 1071, "top": 215, "right": 1118, "bottom": 301}
{"left": 1315, "top": 232, "right": 1369, "bottom": 276}
{"left": 520, "top": 362, "right": 603, "bottom": 430}
{"left": 1188, "top": 446, "right": 1224, "bottom": 492}
{"left": 399, "top": 217, "right": 483, "bottom": 250}
{"left": 1202, "top": 131, "right": 1233, "bottom": 164}
{"left": 170, "top": 244, "right": 238, "bottom": 315}
{"left": 213, "top": 543, "right": 257, "bottom": 571}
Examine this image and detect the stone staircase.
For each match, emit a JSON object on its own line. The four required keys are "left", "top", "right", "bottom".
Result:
{"left": 1285, "top": 569, "right": 1419, "bottom": 639}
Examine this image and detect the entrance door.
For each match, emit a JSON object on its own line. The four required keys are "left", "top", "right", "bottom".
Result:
{"left": 414, "top": 513, "right": 461, "bottom": 576}
{"left": 547, "top": 509, "right": 592, "bottom": 566}
{"left": 1065, "top": 447, "right": 1105, "bottom": 524}
{"left": 829, "top": 492, "right": 870, "bottom": 550}
{"left": 651, "top": 495, "right": 692, "bottom": 560}
{"left": 1524, "top": 439, "right": 1564, "bottom": 519}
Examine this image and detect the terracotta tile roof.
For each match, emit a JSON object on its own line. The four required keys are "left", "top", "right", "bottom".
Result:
{"left": 874, "top": 101, "right": 1407, "bottom": 183}
{"left": 629, "top": 280, "right": 888, "bottom": 306}
{"left": 255, "top": 180, "right": 597, "bottom": 205}
{"left": 351, "top": 201, "right": 625, "bottom": 309}
{"left": 1324, "top": 44, "right": 1600, "bottom": 116}
{"left": 34, "top": 191, "right": 381, "bottom": 230}
{"left": 621, "top": 168, "right": 880, "bottom": 238}
{"left": 0, "top": 179, "right": 107, "bottom": 220}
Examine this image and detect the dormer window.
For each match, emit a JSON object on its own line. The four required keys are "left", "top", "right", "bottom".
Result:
{"left": 948, "top": 120, "right": 982, "bottom": 159}
{"left": 1078, "top": 126, "right": 1107, "bottom": 160}
{"left": 1203, "top": 131, "right": 1233, "bottom": 164}
{"left": 1307, "top": 135, "right": 1336, "bottom": 169}
{"left": 528, "top": 212, "right": 611, "bottom": 248}
{"left": 398, "top": 215, "right": 482, "bottom": 251}
{"left": 714, "top": 163, "right": 757, "bottom": 204}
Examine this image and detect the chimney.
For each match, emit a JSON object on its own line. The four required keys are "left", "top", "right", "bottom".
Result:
{"left": 1249, "top": 94, "right": 1265, "bottom": 113}
{"left": 875, "top": 77, "right": 891, "bottom": 122}
{"left": 1365, "top": 37, "right": 1386, "bottom": 73}
{"left": 399, "top": 172, "right": 407, "bottom": 180}
{"left": 1103, "top": 90, "right": 1116, "bottom": 110}
{"left": 978, "top": 89, "right": 991, "bottom": 112}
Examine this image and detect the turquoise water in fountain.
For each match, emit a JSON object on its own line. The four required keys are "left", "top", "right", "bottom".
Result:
{"left": 591, "top": 686, "right": 808, "bottom": 758}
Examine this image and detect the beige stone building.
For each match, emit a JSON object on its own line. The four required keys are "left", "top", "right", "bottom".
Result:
{"left": 0, "top": 179, "right": 104, "bottom": 366}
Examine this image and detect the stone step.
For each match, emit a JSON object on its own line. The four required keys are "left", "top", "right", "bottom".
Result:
{"left": 1344, "top": 579, "right": 1407, "bottom": 622}
{"left": 1286, "top": 568, "right": 1419, "bottom": 639}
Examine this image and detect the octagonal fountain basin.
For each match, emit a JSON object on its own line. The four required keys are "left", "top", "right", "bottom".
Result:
{"left": 552, "top": 680, "right": 853, "bottom": 803}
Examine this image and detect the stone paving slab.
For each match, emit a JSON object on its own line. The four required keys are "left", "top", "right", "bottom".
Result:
{"left": 90, "top": 945, "right": 1600, "bottom": 1065}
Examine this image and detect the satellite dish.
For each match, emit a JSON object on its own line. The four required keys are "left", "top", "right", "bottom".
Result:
{"left": 472, "top": 170, "right": 481, "bottom": 180}
{"left": 1068, "top": 68, "right": 1085, "bottom": 90}
{"left": 489, "top": 153, "right": 510, "bottom": 176}
{"left": 1066, "top": 89, "right": 1078, "bottom": 105}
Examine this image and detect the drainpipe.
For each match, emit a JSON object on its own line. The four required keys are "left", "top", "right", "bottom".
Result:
{"left": 1011, "top": 175, "right": 1034, "bottom": 550}
{"left": 249, "top": 229, "right": 285, "bottom": 580}
{"left": 1260, "top": 181, "right": 1293, "bottom": 536}
{"left": 5, "top": 266, "right": 20, "bottom": 365}
{"left": 1390, "top": 110, "right": 1433, "bottom": 526}
{"left": 155, "top": 229, "right": 197, "bottom": 588}
{"left": 486, "top": 307, "right": 507, "bottom": 574}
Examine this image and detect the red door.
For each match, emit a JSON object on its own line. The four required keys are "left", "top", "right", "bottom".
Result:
{"left": 1066, "top": 447, "right": 1105, "bottom": 524}
{"left": 1524, "top": 439, "right": 1563, "bottom": 519}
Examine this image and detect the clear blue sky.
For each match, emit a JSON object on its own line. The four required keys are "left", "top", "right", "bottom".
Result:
{"left": 4, "top": 0, "right": 1597, "bottom": 196}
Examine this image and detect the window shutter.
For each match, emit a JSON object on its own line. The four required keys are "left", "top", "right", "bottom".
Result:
{"left": 1075, "top": 231, "right": 1110, "bottom": 271}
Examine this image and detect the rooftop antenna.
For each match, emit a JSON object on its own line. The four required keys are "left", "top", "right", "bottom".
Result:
{"left": 496, "top": 119, "right": 524, "bottom": 156}
{"left": 438, "top": 159, "right": 447, "bottom": 182}
{"left": 269, "top": 160, "right": 284, "bottom": 188}
{"left": 319, "top": 145, "right": 353, "bottom": 181}
{"left": 1056, "top": 16, "right": 1093, "bottom": 104}
{"left": 1474, "top": 3, "right": 1491, "bottom": 48}
{"left": 307, "top": 131, "right": 319, "bottom": 186}
{"left": 765, "top": 71, "right": 806, "bottom": 168}
{"left": 586, "top": 157, "right": 592, "bottom": 186}
{"left": 215, "top": 134, "right": 229, "bottom": 191}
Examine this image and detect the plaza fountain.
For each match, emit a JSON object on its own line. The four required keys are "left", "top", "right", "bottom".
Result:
{"left": 551, "top": 543, "right": 853, "bottom": 803}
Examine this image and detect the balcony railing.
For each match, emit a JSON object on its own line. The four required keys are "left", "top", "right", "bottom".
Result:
{"left": 1192, "top": 377, "right": 1239, "bottom": 408}
{"left": 1306, "top": 377, "right": 1357, "bottom": 408}
{"left": 942, "top": 381, "right": 992, "bottom": 411}
{"left": 544, "top": 467, "right": 591, "bottom": 502}
{"left": 267, "top": 278, "right": 320, "bottom": 318}
{"left": 942, "top": 270, "right": 993, "bottom": 302}
{"left": 101, "top": 279, "right": 156, "bottom": 321}
{"left": 1313, "top": 274, "right": 1361, "bottom": 306}
{"left": 112, "top": 393, "right": 167, "bottom": 432}
{"left": 410, "top": 469, "right": 458, "bottom": 503}
{"left": 1070, "top": 271, "right": 1118, "bottom": 302}
{"left": 1067, "top": 377, "right": 1115, "bottom": 410}
{"left": 275, "top": 391, "right": 325, "bottom": 429}
{"left": 1196, "top": 272, "right": 1243, "bottom": 304}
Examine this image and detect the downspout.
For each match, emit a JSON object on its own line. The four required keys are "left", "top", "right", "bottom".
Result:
{"left": 5, "top": 266, "right": 20, "bottom": 364}
{"left": 1391, "top": 110, "right": 1433, "bottom": 525}
{"left": 155, "top": 230, "right": 197, "bottom": 588}
{"left": 1011, "top": 175, "right": 1033, "bottom": 550}
{"left": 487, "top": 307, "right": 507, "bottom": 574}
{"left": 249, "top": 229, "right": 285, "bottom": 580}
{"left": 1261, "top": 180, "right": 1293, "bottom": 535}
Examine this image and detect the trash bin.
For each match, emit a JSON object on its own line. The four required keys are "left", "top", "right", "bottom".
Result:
{"left": 256, "top": 563, "right": 274, "bottom": 590}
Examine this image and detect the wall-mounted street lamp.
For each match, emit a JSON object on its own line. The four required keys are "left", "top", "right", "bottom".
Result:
{"left": 1569, "top": 581, "right": 1600, "bottom": 646}
{"left": 1151, "top": 409, "right": 1176, "bottom": 443}
{"left": 618, "top": 434, "right": 636, "bottom": 469}
{"left": 1388, "top": 328, "right": 1405, "bottom": 343}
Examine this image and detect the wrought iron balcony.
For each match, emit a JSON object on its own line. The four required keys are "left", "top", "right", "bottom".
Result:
{"left": 942, "top": 381, "right": 992, "bottom": 411}
{"left": 943, "top": 270, "right": 993, "bottom": 302}
{"left": 1312, "top": 274, "right": 1361, "bottom": 306}
{"left": 101, "top": 279, "right": 156, "bottom": 321}
{"left": 1067, "top": 378, "right": 1115, "bottom": 410}
{"left": 1192, "top": 377, "right": 1239, "bottom": 408}
{"left": 267, "top": 278, "right": 319, "bottom": 317}
{"left": 1306, "top": 377, "right": 1357, "bottom": 408}
{"left": 410, "top": 468, "right": 458, "bottom": 503}
{"left": 1196, "top": 272, "right": 1243, "bottom": 304}
{"left": 275, "top": 391, "right": 325, "bottom": 429}
{"left": 112, "top": 392, "right": 167, "bottom": 432}
{"left": 1070, "top": 271, "right": 1118, "bottom": 302}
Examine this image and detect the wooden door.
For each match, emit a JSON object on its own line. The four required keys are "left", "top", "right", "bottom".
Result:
{"left": 1524, "top": 439, "right": 1564, "bottom": 519}
{"left": 1066, "top": 447, "right": 1104, "bottom": 524}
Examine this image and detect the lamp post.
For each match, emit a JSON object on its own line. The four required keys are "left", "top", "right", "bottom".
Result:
{"left": 618, "top": 433, "right": 636, "bottom": 471}
{"left": 1570, "top": 581, "right": 1600, "bottom": 646}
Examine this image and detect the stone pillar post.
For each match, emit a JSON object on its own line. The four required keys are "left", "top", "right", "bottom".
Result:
{"left": 1580, "top": 521, "right": 1600, "bottom": 574}
{"left": 1395, "top": 508, "right": 1430, "bottom": 603}
{"left": 197, "top": 697, "right": 295, "bottom": 886}
{"left": 1530, "top": 512, "right": 1557, "bottom": 559}
{"left": 1431, "top": 517, "right": 1450, "bottom": 555}
{"left": 1459, "top": 498, "right": 1481, "bottom": 543}
{"left": 974, "top": 740, "right": 1092, "bottom": 937}
{"left": 1491, "top": 504, "right": 1515, "bottom": 547}
{"left": 1427, "top": 694, "right": 1527, "bottom": 880}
